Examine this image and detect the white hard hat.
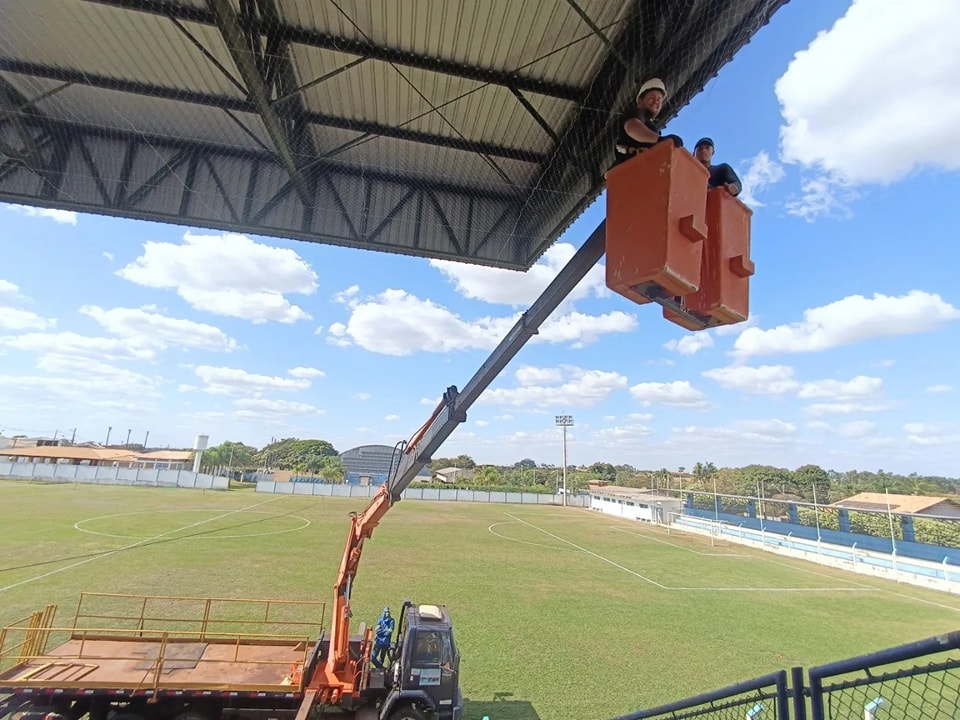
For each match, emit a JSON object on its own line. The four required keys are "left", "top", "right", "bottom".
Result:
{"left": 637, "top": 78, "right": 667, "bottom": 101}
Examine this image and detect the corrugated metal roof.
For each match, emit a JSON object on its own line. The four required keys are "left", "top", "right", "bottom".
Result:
{"left": 0, "top": 0, "right": 790, "bottom": 269}
{"left": 831, "top": 492, "right": 959, "bottom": 515}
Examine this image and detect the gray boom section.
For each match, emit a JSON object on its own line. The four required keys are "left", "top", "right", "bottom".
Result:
{"left": 387, "top": 219, "right": 607, "bottom": 501}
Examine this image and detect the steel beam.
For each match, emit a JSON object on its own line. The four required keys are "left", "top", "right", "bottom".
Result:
{"left": 0, "top": 60, "right": 544, "bottom": 163}
{"left": 84, "top": 0, "right": 584, "bottom": 101}
{"left": 206, "top": 0, "right": 312, "bottom": 208}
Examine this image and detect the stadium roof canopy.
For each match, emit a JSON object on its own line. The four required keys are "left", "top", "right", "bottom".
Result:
{"left": 0, "top": 0, "right": 787, "bottom": 270}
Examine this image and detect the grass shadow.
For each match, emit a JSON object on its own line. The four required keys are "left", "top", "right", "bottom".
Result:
{"left": 463, "top": 693, "right": 541, "bottom": 720}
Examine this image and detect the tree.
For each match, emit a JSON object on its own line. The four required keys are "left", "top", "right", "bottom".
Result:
{"left": 253, "top": 438, "right": 338, "bottom": 470}
{"left": 589, "top": 461, "right": 616, "bottom": 482}
{"left": 514, "top": 458, "right": 537, "bottom": 470}
{"left": 320, "top": 455, "right": 347, "bottom": 484}
{"left": 474, "top": 465, "right": 500, "bottom": 486}
{"left": 455, "top": 454, "right": 476, "bottom": 469}
{"left": 794, "top": 464, "right": 831, "bottom": 503}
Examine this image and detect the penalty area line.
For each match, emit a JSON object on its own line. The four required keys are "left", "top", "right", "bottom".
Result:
{"left": 504, "top": 513, "right": 876, "bottom": 594}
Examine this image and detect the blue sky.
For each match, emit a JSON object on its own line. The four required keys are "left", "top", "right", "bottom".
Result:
{"left": 2, "top": 0, "right": 959, "bottom": 476}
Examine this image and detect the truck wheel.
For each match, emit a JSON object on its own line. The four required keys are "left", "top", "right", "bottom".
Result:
{"left": 389, "top": 706, "right": 426, "bottom": 720}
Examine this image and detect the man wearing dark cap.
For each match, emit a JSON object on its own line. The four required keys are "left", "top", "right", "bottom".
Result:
{"left": 613, "top": 78, "right": 684, "bottom": 166}
{"left": 694, "top": 138, "right": 742, "bottom": 197}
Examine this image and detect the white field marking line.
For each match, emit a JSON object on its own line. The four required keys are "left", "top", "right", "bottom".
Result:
{"left": 487, "top": 521, "right": 581, "bottom": 553}
{"left": 613, "top": 526, "right": 749, "bottom": 557}
{"left": 0, "top": 496, "right": 285, "bottom": 593}
{"left": 574, "top": 511, "right": 960, "bottom": 607}
{"left": 504, "top": 513, "right": 875, "bottom": 593}
{"left": 74, "top": 509, "right": 311, "bottom": 540}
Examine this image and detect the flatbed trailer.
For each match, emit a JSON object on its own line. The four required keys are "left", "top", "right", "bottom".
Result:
{"left": 0, "top": 593, "right": 340, "bottom": 720}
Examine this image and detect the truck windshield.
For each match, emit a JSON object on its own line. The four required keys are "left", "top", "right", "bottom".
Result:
{"left": 413, "top": 630, "right": 454, "bottom": 666}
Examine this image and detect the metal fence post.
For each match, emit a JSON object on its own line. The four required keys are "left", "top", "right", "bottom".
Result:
{"left": 775, "top": 670, "right": 789, "bottom": 720}
{"left": 790, "top": 666, "right": 807, "bottom": 720}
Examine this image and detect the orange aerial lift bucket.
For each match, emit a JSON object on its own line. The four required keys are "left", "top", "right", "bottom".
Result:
{"left": 605, "top": 140, "right": 709, "bottom": 306}
{"left": 684, "top": 186, "right": 755, "bottom": 326}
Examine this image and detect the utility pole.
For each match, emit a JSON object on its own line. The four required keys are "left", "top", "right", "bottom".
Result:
{"left": 125, "top": 428, "right": 131, "bottom": 446}
{"left": 70, "top": 428, "right": 76, "bottom": 444}
{"left": 143, "top": 430, "right": 150, "bottom": 449}
{"left": 555, "top": 415, "right": 574, "bottom": 507}
{"left": 105, "top": 426, "right": 112, "bottom": 446}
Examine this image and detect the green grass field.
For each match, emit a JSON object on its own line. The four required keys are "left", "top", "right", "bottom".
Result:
{"left": 1, "top": 480, "right": 958, "bottom": 720}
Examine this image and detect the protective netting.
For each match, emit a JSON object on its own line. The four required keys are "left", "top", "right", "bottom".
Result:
{"left": 614, "top": 675, "right": 786, "bottom": 720}
{"left": 815, "top": 654, "right": 960, "bottom": 720}
{"left": 0, "top": 0, "right": 786, "bottom": 269}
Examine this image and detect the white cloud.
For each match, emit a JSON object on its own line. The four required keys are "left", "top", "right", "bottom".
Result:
{"left": 0, "top": 353, "right": 160, "bottom": 411}
{"left": 776, "top": 0, "right": 960, "bottom": 185}
{"left": 80, "top": 305, "right": 238, "bottom": 353}
{"left": 494, "top": 414, "right": 514, "bottom": 421}
{"left": 733, "top": 291, "right": 960, "bottom": 358}
{"left": 630, "top": 380, "right": 709, "bottom": 408}
{"left": 288, "top": 366, "right": 325, "bottom": 379}
{"left": 806, "top": 421, "right": 832, "bottom": 432}
{"left": 5, "top": 204, "right": 78, "bottom": 225}
{"left": 516, "top": 366, "right": 564, "bottom": 385}
{"left": 482, "top": 366, "right": 627, "bottom": 408}
{"left": 384, "top": 414, "right": 400, "bottom": 421}
{"left": 785, "top": 175, "right": 856, "bottom": 222}
{"left": 102, "top": 252, "right": 115, "bottom": 262}
{"left": 1, "top": 331, "right": 153, "bottom": 361}
{"left": 334, "top": 285, "right": 360, "bottom": 305}
{"left": 430, "top": 242, "right": 608, "bottom": 306}
{"left": 671, "top": 420, "right": 795, "bottom": 445}
{"left": 0, "top": 280, "right": 20, "bottom": 298}
{"left": 797, "top": 376, "right": 883, "bottom": 400}
{"left": 838, "top": 420, "right": 877, "bottom": 439}
{"left": 475, "top": 420, "right": 489, "bottom": 427}
{"left": 0, "top": 307, "right": 56, "bottom": 331}
{"left": 664, "top": 332, "right": 714, "bottom": 355}
{"left": 355, "top": 392, "right": 373, "bottom": 400}
{"left": 189, "top": 365, "right": 312, "bottom": 396}
{"left": 628, "top": 412, "right": 654, "bottom": 421}
{"left": 738, "top": 151, "right": 785, "bottom": 207}
{"left": 904, "top": 422, "right": 960, "bottom": 447}
{"left": 420, "top": 396, "right": 440, "bottom": 406}
{"left": 326, "top": 289, "right": 634, "bottom": 356}
{"left": 117, "top": 232, "right": 317, "bottom": 324}
{"left": 735, "top": 419, "right": 797, "bottom": 438}
{"left": 234, "top": 398, "right": 323, "bottom": 417}
{"left": 702, "top": 364, "right": 798, "bottom": 395}
{"left": 593, "top": 423, "right": 656, "bottom": 444}
{"left": 927, "top": 384, "right": 953, "bottom": 393}
{"left": 804, "top": 401, "right": 891, "bottom": 417}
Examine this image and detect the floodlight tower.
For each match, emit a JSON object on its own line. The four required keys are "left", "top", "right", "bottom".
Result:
{"left": 555, "top": 415, "right": 573, "bottom": 507}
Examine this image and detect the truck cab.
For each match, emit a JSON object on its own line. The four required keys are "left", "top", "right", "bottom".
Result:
{"left": 381, "top": 602, "right": 461, "bottom": 720}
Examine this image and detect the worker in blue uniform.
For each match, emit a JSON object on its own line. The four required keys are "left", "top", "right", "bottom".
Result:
{"left": 694, "top": 137, "right": 742, "bottom": 196}
{"left": 613, "top": 77, "right": 684, "bottom": 166}
{"left": 371, "top": 606, "right": 395, "bottom": 669}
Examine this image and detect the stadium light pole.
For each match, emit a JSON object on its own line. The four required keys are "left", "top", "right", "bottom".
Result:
{"left": 555, "top": 415, "right": 573, "bottom": 507}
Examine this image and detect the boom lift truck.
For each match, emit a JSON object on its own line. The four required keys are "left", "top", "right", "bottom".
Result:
{"left": 0, "top": 143, "right": 753, "bottom": 720}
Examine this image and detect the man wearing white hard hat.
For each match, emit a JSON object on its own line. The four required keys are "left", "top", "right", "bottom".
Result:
{"left": 613, "top": 78, "right": 684, "bottom": 166}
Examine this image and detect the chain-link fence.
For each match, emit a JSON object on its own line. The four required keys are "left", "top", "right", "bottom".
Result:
{"left": 613, "top": 670, "right": 790, "bottom": 720}
{"left": 613, "top": 632, "right": 960, "bottom": 720}
{"left": 808, "top": 631, "right": 960, "bottom": 720}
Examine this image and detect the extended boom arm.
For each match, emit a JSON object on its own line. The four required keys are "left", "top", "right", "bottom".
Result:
{"left": 323, "top": 220, "right": 607, "bottom": 686}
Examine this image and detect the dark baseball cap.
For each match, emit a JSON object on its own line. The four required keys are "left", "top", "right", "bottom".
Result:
{"left": 695, "top": 137, "right": 714, "bottom": 149}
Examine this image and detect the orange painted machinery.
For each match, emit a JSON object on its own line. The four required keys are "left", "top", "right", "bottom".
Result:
{"left": 605, "top": 140, "right": 754, "bottom": 331}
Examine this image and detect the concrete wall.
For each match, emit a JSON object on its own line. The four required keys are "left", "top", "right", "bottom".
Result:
{"left": 673, "top": 514, "right": 960, "bottom": 595}
{"left": 256, "top": 480, "right": 589, "bottom": 506}
{"left": 683, "top": 506, "right": 960, "bottom": 565}
{"left": 0, "top": 461, "right": 228, "bottom": 490}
